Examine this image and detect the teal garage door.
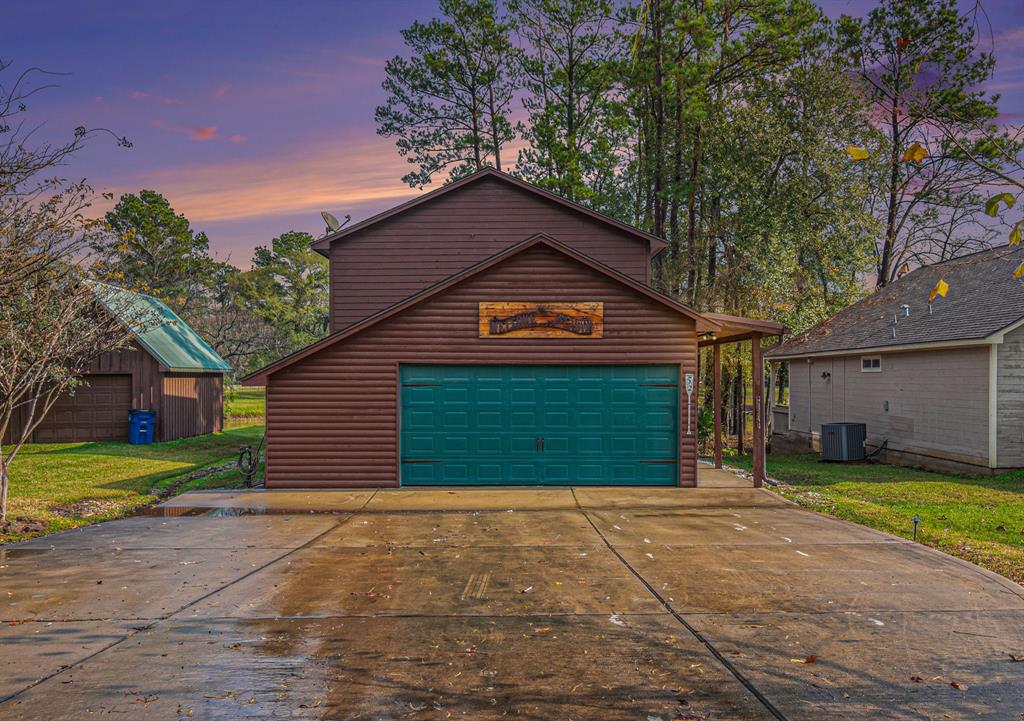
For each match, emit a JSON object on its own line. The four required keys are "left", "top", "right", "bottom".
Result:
{"left": 400, "top": 365, "right": 678, "bottom": 486}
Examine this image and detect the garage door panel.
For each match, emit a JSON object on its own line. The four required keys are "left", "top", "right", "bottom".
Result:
{"left": 401, "top": 365, "right": 678, "bottom": 486}
{"left": 30, "top": 374, "right": 132, "bottom": 443}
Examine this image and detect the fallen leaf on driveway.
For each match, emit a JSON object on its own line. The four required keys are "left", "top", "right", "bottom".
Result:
{"left": 949, "top": 681, "right": 968, "bottom": 691}
{"left": 533, "top": 627, "right": 551, "bottom": 634}
{"left": 791, "top": 655, "right": 818, "bottom": 664}
{"left": 519, "top": 586, "right": 533, "bottom": 594}
{"left": 1009, "top": 654, "right": 1024, "bottom": 662}
{"left": 910, "top": 675, "right": 924, "bottom": 683}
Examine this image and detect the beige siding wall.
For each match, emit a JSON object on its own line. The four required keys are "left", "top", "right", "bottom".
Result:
{"left": 780, "top": 347, "right": 990, "bottom": 465}
{"left": 997, "top": 324, "right": 1024, "bottom": 467}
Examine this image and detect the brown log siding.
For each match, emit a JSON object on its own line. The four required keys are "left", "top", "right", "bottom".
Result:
{"left": 329, "top": 176, "right": 652, "bottom": 331}
{"left": 160, "top": 373, "right": 224, "bottom": 441}
{"left": 268, "top": 244, "right": 697, "bottom": 488}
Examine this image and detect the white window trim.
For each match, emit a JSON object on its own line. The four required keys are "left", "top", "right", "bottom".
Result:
{"left": 861, "top": 355, "right": 882, "bottom": 373}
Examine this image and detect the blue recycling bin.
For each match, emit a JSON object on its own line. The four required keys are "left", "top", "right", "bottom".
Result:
{"left": 128, "top": 410, "right": 156, "bottom": 445}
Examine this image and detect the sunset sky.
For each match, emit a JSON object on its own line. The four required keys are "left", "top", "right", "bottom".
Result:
{"left": 8, "top": 0, "right": 1024, "bottom": 266}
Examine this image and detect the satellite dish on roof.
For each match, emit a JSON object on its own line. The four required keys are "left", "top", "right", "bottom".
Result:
{"left": 322, "top": 211, "right": 342, "bottom": 232}
{"left": 320, "top": 211, "right": 352, "bottom": 236}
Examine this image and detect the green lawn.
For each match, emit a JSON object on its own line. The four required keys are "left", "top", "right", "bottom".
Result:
{"left": 225, "top": 385, "right": 265, "bottom": 424}
{"left": 1, "top": 423, "right": 264, "bottom": 543}
{"left": 732, "top": 453, "right": 1024, "bottom": 585}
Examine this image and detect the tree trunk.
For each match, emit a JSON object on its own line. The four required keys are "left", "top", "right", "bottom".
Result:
{"left": 0, "top": 455, "right": 8, "bottom": 525}
{"left": 487, "top": 84, "right": 502, "bottom": 172}
{"left": 879, "top": 102, "right": 901, "bottom": 287}
{"left": 668, "top": 53, "right": 684, "bottom": 261}
{"left": 685, "top": 123, "right": 701, "bottom": 304}
{"left": 651, "top": 1, "right": 666, "bottom": 240}
{"left": 736, "top": 355, "right": 744, "bottom": 455}
{"left": 776, "top": 362, "right": 787, "bottom": 404}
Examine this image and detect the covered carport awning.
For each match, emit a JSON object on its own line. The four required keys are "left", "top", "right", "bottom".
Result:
{"left": 696, "top": 313, "right": 787, "bottom": 487}
{"left": 698, "top": 313, "right": 786, "bottom": 347}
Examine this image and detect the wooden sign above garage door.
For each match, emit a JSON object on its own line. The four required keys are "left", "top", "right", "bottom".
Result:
{"left": 479, "top": 302, "right": 604, "bottom": 338}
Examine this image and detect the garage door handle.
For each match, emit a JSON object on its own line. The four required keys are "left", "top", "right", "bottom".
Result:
{"left": 538, "top": 436, "right": 545, "bottom": 452}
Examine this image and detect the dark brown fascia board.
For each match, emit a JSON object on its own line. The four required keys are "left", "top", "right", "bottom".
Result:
{"left": 242, "top": 233, "right": 717, "bottom": 385}
{"left": 701, "top": 312, "right": 787, "bottom": 336}
{"left": 309, "top": 168, "right": 669, "bottom": 256}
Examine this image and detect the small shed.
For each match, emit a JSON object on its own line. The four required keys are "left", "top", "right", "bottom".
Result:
{"left": 7, "top": 284, "right": 232, "bottom": 444}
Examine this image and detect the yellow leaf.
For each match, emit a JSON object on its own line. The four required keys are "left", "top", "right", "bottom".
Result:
{"left": 896, "top": 262, "right": 911, "bottom": 278}
{"left": 902, "top": 142, "right": 928, "bottom": 164}
{"left": 1013, "top": 262, "right": 1024, "bottom": 280}
{"left": 1010, "top": 222, "right": 1022, "bottom": 246}
{"left": 845, "top": 145, "right": 869, "bottom": 161}
{"left": 985, "top": 193, "right": 1016, "bottom": 217}
{"left": 929, "top": 278, "right": 949, "bottom": 302}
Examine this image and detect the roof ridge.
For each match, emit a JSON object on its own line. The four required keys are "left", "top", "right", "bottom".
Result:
{"left": 769, "top": 243, "right": 1024, "bottom": 358}
{"left": 309, "top": 168, "right": 668, "bottom": 254}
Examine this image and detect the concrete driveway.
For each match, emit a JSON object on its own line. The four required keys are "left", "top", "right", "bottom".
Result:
{"left": 2, "top": 486, "right": 1023, "bottom": 721}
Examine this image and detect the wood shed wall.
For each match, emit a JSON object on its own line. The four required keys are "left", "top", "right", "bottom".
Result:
{"left": 328, "top": 175, "right": 652, "bottom": 331}
{"left": 160, "top": 373, "right": 225, "bottom": 441}
{"left": 267, "top": 244, "right": 697, "bottom": 488}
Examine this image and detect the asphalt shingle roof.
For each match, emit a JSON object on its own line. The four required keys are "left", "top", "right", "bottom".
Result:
{"left": 91, "top": 283, "right": 232, "bottom": 372}
{"left": 768, "top": 244, "right": 1024, "bottom": 358}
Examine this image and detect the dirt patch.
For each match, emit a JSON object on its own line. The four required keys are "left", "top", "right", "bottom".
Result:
{"left": 49, "top": 498, "right": 126, "bottom": 519}
{"left": 1, "top": 517, "right": 46, "bottom": 534}
{"left": 154, "top": 461, "right": 241, "bottom": 499}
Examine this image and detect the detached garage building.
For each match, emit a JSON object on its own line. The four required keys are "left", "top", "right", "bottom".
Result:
{"left": 7, "top": 285, "right": 231, "bottom": 444}
{"left": 244, "top": 169, "right": 781, "bottom": 487}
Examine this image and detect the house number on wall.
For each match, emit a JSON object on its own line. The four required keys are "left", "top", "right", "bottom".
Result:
{"left": 685, "top": 373, "right": 695, "bottom": 436}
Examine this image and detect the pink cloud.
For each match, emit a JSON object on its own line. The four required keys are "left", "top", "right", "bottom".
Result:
{"left": 104, "top": 135, "right": 414, "bottom": 223}
{"left": 189, "top": 126, "right": 218, "bottom": 141}
{"left": 152, "top": 119, "right": 247, "bottom": 143}
{"left": 130, "top": 89, "right": 182, "bottom": 106}
{"left": 213, "top": 84, "right": 229, "bottom": 99}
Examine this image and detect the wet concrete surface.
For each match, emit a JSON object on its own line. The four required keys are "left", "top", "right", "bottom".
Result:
{"left": 1, "top": 487, "right": 1022, "bottom": 720}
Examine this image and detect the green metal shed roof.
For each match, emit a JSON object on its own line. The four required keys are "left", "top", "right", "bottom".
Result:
{"left": 91, "top": 283, "right": 232, "bottom": 373}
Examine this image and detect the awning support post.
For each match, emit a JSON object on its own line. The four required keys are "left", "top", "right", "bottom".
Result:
{"left": 713, "top": 343, "right": 723, "bottom": 469}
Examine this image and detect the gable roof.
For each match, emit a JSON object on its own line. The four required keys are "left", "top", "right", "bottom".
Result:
{"left": 768, "top": 244, "right": 1024, "bottom": 359}
{"left": 243, "top": 233, "right": 716, "bottom": 385}
{"left": 92, "top": 283, "right": 232, "bottom": 373}
{"left": 310, "top": 168, "right": 668, "bottom": 256}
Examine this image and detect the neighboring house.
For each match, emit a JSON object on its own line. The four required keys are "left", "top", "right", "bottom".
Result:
{"left": 767, "top": 245, "right": 1024, "bottom": 474}
{"left": 243, "top": 168, "right": 780, "bottom": 488}
{"left": 6, "top": 284, "right": 232, "bottom": 444}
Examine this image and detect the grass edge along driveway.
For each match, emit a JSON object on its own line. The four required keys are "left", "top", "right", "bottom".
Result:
{"left": 732, "top": 452, "right": 1024, "bottom": 585}
{"left": 1, "top": 423, "right": 263, "bottom": 544}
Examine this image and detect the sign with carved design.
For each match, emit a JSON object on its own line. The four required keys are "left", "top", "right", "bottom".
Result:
{"left": 479, "top": 302, "right": 604, "bottom": 338}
